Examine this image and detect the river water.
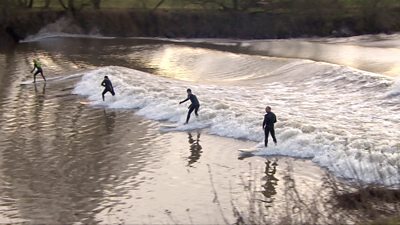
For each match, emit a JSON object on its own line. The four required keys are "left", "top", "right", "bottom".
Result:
{"left": 0, "top": 34, "right": 399, "bottom": 224}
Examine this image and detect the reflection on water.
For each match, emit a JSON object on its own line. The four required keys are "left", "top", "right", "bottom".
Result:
{"left": 34, "top": 83, "right": 46, "bottom": 95}
{"left": 261, "top": 159, "right": 279, "bottom": 208}
{"left": 0, "top": 77, "right": 159, "bottom": 223}
{"left": 187, "top": 132, "right": 202, "bottom": 167}
{"left": 103, "top": 109, "right": 116, "bottom": 134}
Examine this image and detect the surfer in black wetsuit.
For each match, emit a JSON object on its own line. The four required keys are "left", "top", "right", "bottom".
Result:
{"left": 30, "top": 59, "right": 46, "bottom": 83}
{"left": 101, "top": 76, "right": 115, "bottom": 101}
{"left": 179, "top": 89, "right": 200, "bottom": 124}
{"left": 263, "top": 106, "right": 277, "bottom": 147}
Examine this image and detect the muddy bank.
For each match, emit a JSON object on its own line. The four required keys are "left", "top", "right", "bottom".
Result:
{"left": 2, "top": 8, "right": 400, "bottom": 46}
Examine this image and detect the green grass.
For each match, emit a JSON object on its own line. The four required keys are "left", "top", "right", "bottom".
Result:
{"left": 31, "top": 0, "right": 200, "bottom": 9}
{"left": 369, "top": 217, "right": 400, "bottom": 225}
{"left": 11, "top": 0, "right": 400, "bottom": 13}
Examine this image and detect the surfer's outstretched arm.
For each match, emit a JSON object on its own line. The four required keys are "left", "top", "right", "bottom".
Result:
{"left": 179, "top": 97, "right": 189, "bottom": 104}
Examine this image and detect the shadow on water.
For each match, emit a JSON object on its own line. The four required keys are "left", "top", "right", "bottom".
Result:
{"left": 187, "top": 131, "right": 202, "bottom": 167}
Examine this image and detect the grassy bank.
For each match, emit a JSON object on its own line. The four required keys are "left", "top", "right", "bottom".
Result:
{"left": 2, "top": 5, "right": 400, "bottom": 45}
{"left": 1, "top": 0, "right": 400, "bottom": 47}
{"left": 231, "top": 167, "right": 400, "bottom": 225}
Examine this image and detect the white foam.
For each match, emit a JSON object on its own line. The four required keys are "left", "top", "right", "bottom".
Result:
{"left": 73, "top": 66, "right": 400, "bottom": 186}
{"left": 22, "top": 17, "right": 113, "bottom": 42}
{"left": 22, "top": 33, "right": 113, "bottom": 43}
{"left": 386, "top": 78, "right": 400, "bottom": 97}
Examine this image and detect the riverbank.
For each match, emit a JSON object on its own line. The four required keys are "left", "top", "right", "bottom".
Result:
{"left": 2, "top": 6, "right": 400, "bottom": 48}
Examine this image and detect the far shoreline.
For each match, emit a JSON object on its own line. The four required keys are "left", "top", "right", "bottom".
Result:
{"left": 1, "top": 6, "right": 400, "bottom": 48}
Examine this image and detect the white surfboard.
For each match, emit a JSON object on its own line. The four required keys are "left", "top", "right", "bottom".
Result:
{"left": 160, "top": 124, "right": 181, "bottom": 129}
{"left": 20, "top": 75, "right": 68, "bottom": 85}
{"left": 20, "top": 80, "right": 47, "bottom": 85}
{"left": 79, "top": 101, "right": 91, "bottom": 105}
{"left": 238, "top": 148, "right": 263, "bottom": 159}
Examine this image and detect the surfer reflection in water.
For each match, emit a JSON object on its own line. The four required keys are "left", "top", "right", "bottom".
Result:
{"left": 34, "top": 82, "right": 46, "bottom": 95}
{"left": 103, "top": 109, "right": 116, "bottom": 134}
{"left": 187, "top": 132, "right": 202, "bottom": 167}
{"left": 261, "top": 159, "right": 279, "bottom": 208}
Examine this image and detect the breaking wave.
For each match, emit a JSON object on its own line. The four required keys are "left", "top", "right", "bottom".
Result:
{"left": 73, "top": 64, "right": 400, "bottom": 186}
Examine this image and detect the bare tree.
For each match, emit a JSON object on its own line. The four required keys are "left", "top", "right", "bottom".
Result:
{"left": 186, "top": 0, "right": 261, "bottom": 11}
{"left": 58, "top": 0, "right": 68, "bottom": 9}
{"left": 17, "top": 0, "right": 34, "bottom": 8}
{"left": 153, "top": 0, "right": 166, "bottom": 10}
{"left": 58, "top": 0, "right": 90, "bottom": 12}
{"left": 91, "top": 0, "right": 101, "bottom": 9}
{"left": 44, "top": 0, "right": 51, "bottom": 8}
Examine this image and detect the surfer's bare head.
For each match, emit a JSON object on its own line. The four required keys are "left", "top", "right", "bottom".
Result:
{"left": 265, "top": 106, "right": 271, "bottom": 112}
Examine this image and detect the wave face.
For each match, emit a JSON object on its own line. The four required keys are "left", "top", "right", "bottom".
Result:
{"left": 73, "top": 62, "right": 400, "bottom": 185}
{"left": 123, "top": 44, "right": 336, "bottom": 83}
{"left": 174, "top": 34, "right": 400, "bottom": 77}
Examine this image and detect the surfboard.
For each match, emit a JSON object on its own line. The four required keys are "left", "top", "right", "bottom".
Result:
{"left": 238, "top": 148, "right": 261, "bottom": 153}
{"left": 20, "top": 75, "right": 70, "bottom": 85}
{"left": 79, "top": 101, "right": 91, "bottom": 105}
{"left": 160, "top": 124, "right": 180, "bottom": 129}
{"left": 20, "top": 80, "right": 46, "bottom": 85}
{"left": 238, "top": 148, "right": 262, "bottom": 159}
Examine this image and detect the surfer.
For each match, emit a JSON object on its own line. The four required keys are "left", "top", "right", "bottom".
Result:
{"left": 101, "top": 76, "right": 115, "bottom": 101}
{"left": 179, "top": 89, "right": 200, "bottom": 124}
{"left": 263, "top": 106, "right": 277, "bottom": 147}
{"left": 30, "top": 59, "right": 46, "bottom": 83}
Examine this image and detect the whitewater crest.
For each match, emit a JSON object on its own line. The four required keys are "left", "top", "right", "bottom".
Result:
{"left": 386, "top": 78, "right": 400, "bottom": 97}
{"left": 22, "top": 17, "right": 109, "bottom": 42}
{"left": 73, "top": 66, "right": 400, "bottom": 186}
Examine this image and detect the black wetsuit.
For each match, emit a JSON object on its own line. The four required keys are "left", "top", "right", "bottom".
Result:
{"left": 101, "top": 78, "right": 115, "bottom": 101}
{"left": 180, "top": 94, "right": 200, "bottom": 123}
{"left": 263, "top": 112, "right": 277, "bottom": 147}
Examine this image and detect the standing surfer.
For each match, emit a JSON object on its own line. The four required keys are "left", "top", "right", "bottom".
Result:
{"left": 31, "top": 59, "right": 46, "bottom": 83}
{"left": 179, "top": 89, "right": 200, "bottom": 124}
{"left": 263, "top": 106, "right": 277, "bottom": 147}
{"left": 101, "top": 76, "right": 115, "bottom": 101}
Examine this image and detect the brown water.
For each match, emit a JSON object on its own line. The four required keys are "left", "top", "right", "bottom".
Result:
{"left": 0, "top": 38, "right": 330, "bottom": 224}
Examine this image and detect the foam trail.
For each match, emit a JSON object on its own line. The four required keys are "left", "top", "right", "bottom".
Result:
{"left": 22, "top": 17, "right": 114, "bottom": 42}
{"left": 73, "top": 66, "right": 400, "bottom": 186}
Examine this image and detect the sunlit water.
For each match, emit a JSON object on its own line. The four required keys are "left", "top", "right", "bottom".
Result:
{"left": 0, "top": 34, "right": 399, "bottom": 223}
